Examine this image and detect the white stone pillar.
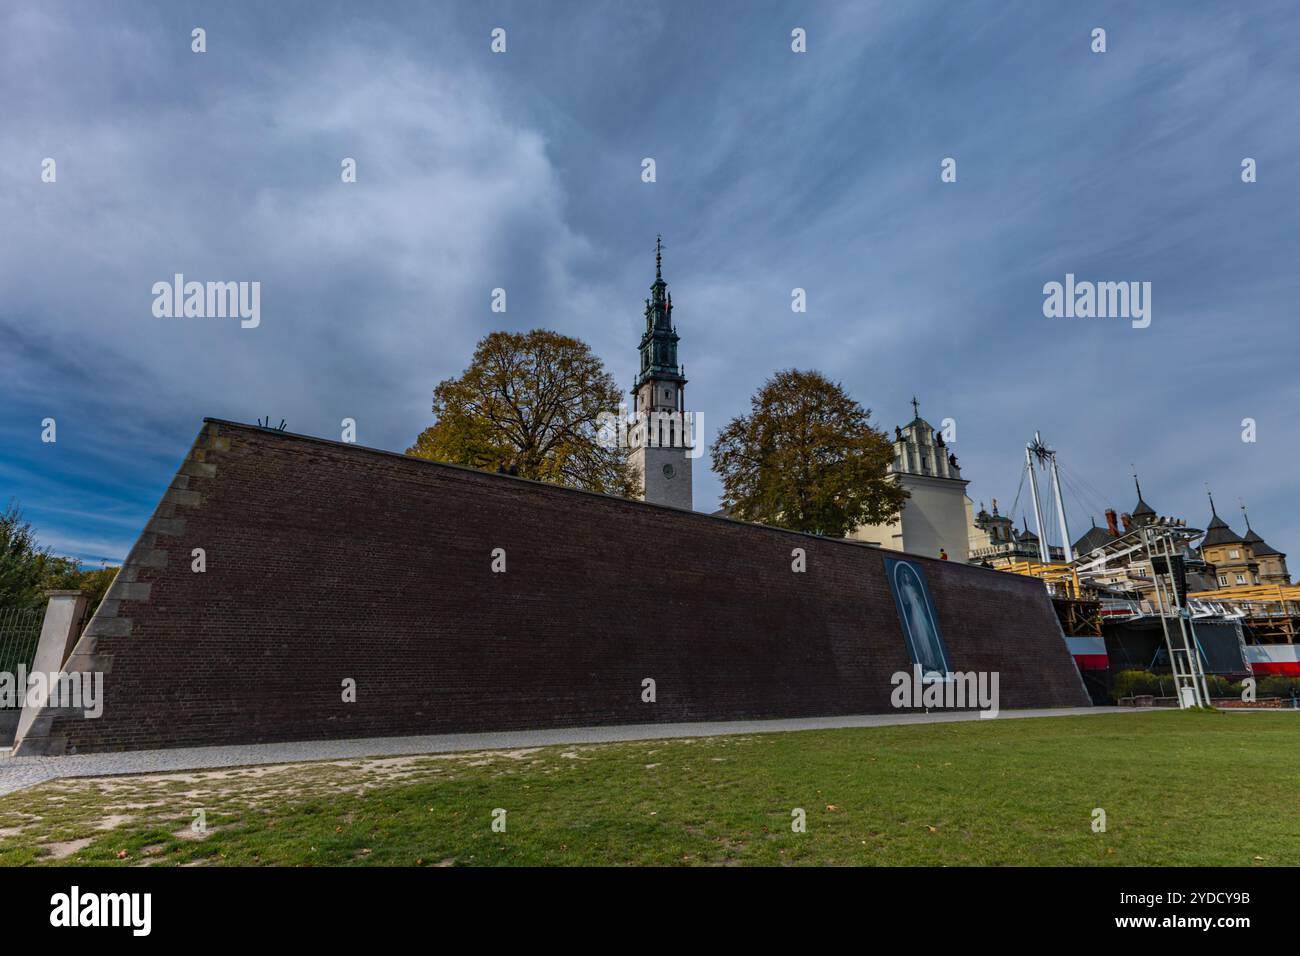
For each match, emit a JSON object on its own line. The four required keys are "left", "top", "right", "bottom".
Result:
{"left": 13, "top": 591, "right": 88, "bottom": 748}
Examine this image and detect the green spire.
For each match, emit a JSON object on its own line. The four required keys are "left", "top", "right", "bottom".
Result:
{"left": 635, "top": 235, "right": 684, "bottom": 390}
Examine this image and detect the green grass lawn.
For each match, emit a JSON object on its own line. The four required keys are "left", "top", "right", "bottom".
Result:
{"left": 2, "top": 710, "right": 1298, "bottom": 866}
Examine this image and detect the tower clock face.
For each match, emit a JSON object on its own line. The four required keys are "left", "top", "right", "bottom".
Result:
{"left": 662, "top": 463, "right": 676, "bottom": 480}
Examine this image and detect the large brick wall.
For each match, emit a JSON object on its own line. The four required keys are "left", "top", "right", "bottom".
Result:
{"left": 17, "top": 420, "right": 1089, "bottom": 755}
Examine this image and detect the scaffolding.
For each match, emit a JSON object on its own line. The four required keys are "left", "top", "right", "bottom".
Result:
{"left": 1187, "top": 583, "right": 1300, "bottom": 644}
{"left": 1001, "top": 560, "right": 1083, "bottom": 600}
{"left": 1000, "top": 560, "right": 1100, "bottom": 637}
{"left": 1144, "top": 527, "right": 1212, "bottom": 709}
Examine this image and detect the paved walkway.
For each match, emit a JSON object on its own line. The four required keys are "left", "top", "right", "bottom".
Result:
{"left": 0, "top": 707, "right": 1137, "bottom": 796}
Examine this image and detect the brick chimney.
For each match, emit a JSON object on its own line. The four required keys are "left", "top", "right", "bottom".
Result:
{"left": 1120, "top": 512, "right": 1133, "bottom": 532}
{"left": 1105, "top": 508, "right": 1119, "bottom": 537}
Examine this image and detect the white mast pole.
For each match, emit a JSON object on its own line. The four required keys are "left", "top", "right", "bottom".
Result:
{"left": 1026, "top": 437, "right": 1051, "bottom": 563}
{"left": 1049, "top": 448, "right": 1074, "bottom": 563}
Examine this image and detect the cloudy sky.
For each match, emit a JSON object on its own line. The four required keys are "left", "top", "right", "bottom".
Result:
{"left": 2, "top": 0, "right": 1298, "bottom": 565}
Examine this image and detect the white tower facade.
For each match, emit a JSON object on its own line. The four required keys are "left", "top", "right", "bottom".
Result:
{"left": 630, "top": 237, "right": 694, "bottom": 510}
{"left": 850, "top": 398, "right": 971, "bottom": 560}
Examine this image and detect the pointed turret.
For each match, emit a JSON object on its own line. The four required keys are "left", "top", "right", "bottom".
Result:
{"left": 1241, "top": 503, "right": 1283, "bottom": 557}
{"left": 1131, "top": 469, "right": 1155, "bottom": 524}
{"left": 1201, "top": 490, "right": 1244, "bottom": 547}
{"left": 634, "top": 235, "right": 685, "bottom": 392}
{"left": 1017, "top": 516, "right": 1039, "bottom": 544}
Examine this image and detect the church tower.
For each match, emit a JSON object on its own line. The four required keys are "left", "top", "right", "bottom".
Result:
{"left": 850, "top": 397, "right": 970, "bottom": 559}
{"left": 630, "top": 237, "right": 694, "bottom": 510}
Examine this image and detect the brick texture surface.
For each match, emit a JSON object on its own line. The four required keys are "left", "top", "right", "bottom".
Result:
{"left": 24, "top": 420, "right": 1089, "bottom": 754}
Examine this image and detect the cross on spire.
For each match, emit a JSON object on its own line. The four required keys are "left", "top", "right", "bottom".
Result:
{"left": 910, "top": 396, "right": 920, "bottom": 419}
{"left": 655, "top": 234, "right": 664, "bottom": 280}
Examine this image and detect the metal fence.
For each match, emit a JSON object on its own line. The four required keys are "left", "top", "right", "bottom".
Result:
{"left": 0, "top": 607, "right": 45, "bottom": 703}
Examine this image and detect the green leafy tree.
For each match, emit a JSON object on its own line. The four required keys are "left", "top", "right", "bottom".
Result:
{"left": 407, "top": 329, "right": 637, "bottom": 496}
{"left": 1, "top": 500, "right": 48, "bottom": 607}
{"left": 40, "top": 556, "right": 119, "bottom": 616}
{"left": 75, "top": 566, "right": 119, "bottom": 614}
{"left": 1, "top": 501, "right": 120, "bottom": 612}
{"left": 712, "top": 369, "right": 907, "bottom": 537}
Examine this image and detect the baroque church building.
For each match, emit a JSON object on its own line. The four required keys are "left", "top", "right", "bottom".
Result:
{"left": 850, "top": 399, "right": 973, "bottom": 560}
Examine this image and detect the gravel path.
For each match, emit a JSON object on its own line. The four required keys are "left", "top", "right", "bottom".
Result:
{"left": 0, "top": 706, "right": 1135, "bottom": 796}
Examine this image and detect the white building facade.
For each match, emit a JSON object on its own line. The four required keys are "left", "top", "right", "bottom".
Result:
{"left": 629, "top": 238, "right": 694, "bottom": 510}
{"left": 851, "top": 400, "right": 973, "bottom": 560}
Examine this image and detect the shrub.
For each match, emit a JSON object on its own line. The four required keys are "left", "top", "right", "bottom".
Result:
{"left": 1112, "top": 670, "right": 1166, "bottom": 701}
{"left": 1204, "top": 675, "right": 1237, "bottom": 698}
{"left": 1258, "top": 676, "right": 1300, "bottom": 699}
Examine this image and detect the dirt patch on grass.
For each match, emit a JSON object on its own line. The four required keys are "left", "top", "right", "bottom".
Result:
{"left": 0, "top": 738, "right": 698, "bottom": 865}
{"left": 40, "top": 837, "right": 93, "bottom": 860}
